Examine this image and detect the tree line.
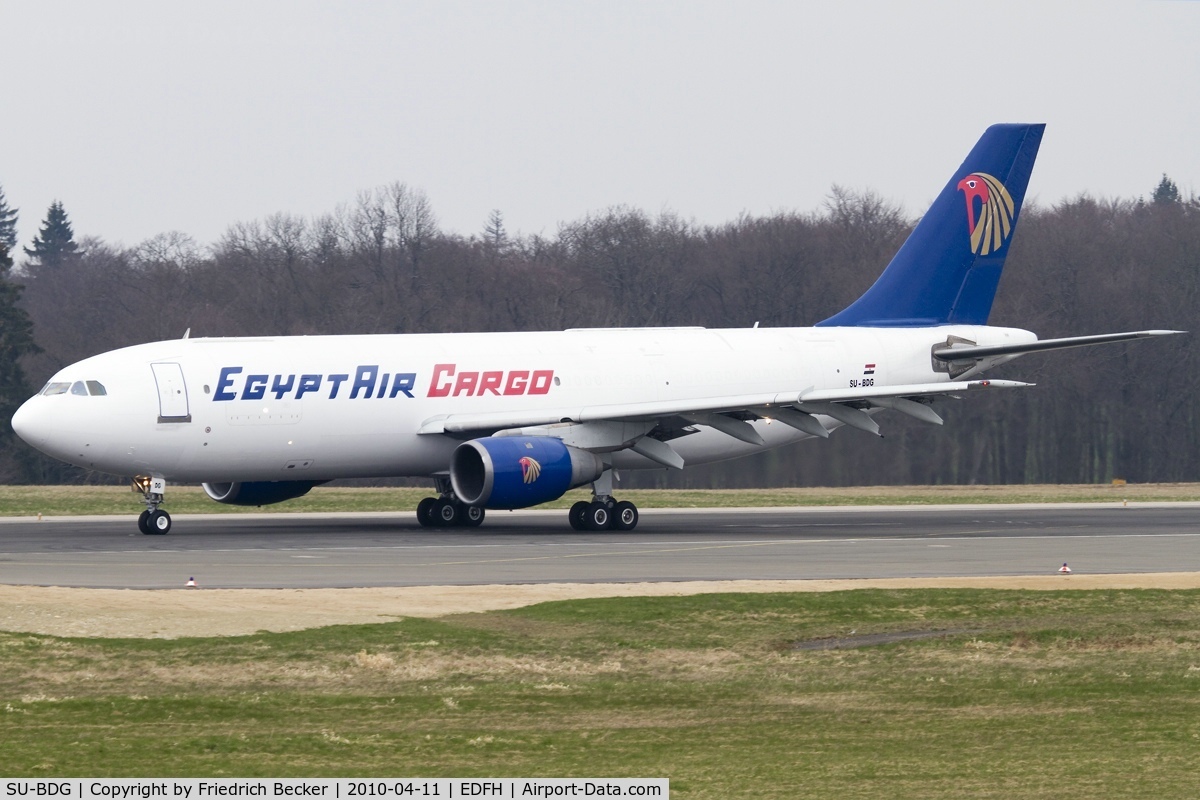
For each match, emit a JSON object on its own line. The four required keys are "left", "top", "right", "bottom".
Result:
{"left": 1, "top": 176, "right": 1197, "bottom": 488}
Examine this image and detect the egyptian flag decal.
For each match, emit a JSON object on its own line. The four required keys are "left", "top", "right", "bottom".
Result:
{"left": 863, "top": 364, "right": 876, "bottom": 375}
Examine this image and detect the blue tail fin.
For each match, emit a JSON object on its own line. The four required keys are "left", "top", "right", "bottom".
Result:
{"left": 817, "top": 123, "right": 1044, "bottom": 327}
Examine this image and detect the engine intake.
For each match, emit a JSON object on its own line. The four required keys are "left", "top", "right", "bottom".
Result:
{"left": 202, "top": 480, "right": 323, "bottom": 506}
{"left": 451, "top": 436, "right": 604, "bottom": 509}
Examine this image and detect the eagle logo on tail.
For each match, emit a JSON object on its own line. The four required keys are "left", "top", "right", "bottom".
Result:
{"left": 957, "top": 172, "right": 1016, "bottom": 256}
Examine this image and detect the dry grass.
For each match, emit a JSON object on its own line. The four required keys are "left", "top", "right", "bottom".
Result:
{"left": 9, "top": 576, "right": 1200, "bottom": 640}
{"left": 5, "top": 588, "right": 1200, "bottom": 795}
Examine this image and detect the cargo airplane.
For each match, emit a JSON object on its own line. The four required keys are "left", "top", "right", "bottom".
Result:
{"left": 11, "top": 124, "right": 1181, "bottom": 534}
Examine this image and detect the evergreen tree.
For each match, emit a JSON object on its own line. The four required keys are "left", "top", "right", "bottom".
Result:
{"left": 0, "top": 239, "right": 42, "bottom": 482}
{"left": 484, "top": 209, "right": 507, "bottom": 248}
{"left": 483, "top": 209, "right": 508, "bottom": 262}
{"left": 1152, "top": 173, "right": 1181, "bottom": 205}
{"left": 24, "top": 200, "right": 80, "bottom": 267}
{"left": 0, "top": 185, "right": 17, "bottom": 253}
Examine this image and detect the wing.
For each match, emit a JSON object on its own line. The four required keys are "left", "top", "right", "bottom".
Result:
{"left": 418, "top": 379, "right": 1032, "bottom": 468}
{"left": 417, "top": 333, "right": 1182, "bottom": 464}
{"left": 418, "top": 379, "right": 1030, "bottom": 435}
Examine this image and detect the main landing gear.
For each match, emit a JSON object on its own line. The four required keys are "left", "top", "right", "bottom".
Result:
{"left": 568, "top": 497, "right": 639, "bottom": 531}
{"left": 132, "top": 476, "right": 172, "bottom": 535}
{"left": 568, "top": 468, "right": 639, "bottom": 531}
{"left": 416, "top": 478, "right": 485, "bottom": 528}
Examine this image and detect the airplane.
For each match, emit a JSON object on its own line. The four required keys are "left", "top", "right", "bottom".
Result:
{"left": 10, "top": 123, "right": 1182, "bottom": 535}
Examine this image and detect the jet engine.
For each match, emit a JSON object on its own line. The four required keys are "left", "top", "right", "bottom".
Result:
{"left": 202, "top": 480, "right": 323, "bottom": 506}
{"left": 451, "top": 436, "right": 604, "bottom": 509}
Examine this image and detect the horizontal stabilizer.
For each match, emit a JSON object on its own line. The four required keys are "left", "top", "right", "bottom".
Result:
{"left": 933, "top": 330, "right": 1185, "bottom": 361}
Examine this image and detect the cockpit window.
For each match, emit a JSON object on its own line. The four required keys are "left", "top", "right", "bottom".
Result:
{"left": 41, "top": 380, "right": 108, "bottom": 396}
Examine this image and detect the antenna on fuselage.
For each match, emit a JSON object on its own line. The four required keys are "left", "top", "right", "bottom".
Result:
{"left": 182, "top": 328, "right": 191, "bottom": 339}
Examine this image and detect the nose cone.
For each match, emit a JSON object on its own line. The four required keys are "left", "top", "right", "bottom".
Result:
{"left": 11, "top": 395, "right": 49, "bottom": 448}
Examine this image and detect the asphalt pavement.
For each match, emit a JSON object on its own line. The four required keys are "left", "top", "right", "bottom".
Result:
{"left": 1, "top": 503, "right": 1197, "bottom": 589}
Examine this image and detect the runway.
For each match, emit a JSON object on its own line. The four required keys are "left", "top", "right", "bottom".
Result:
{"left": 1, "top": 503, "right": 1198, "bottom": 589}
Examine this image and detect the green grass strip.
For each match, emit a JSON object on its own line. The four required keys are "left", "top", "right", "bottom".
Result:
{"left": 2, "top": 483, "right": 1198, "bottom": 517}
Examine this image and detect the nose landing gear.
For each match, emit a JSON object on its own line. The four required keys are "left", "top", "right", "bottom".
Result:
{"left": 132, "top": 476, "right": 172, "bottom": 535}
{"left": 137, "top": 508, "right": 172, "bottom": 535}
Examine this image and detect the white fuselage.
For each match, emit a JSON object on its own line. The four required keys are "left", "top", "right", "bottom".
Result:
{"left": 12, "top": 324, "right": 1034, "bottom": 483}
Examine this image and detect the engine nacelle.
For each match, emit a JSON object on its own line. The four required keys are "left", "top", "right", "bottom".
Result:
{"left": 202, "top": 480, "right": 322, "bottom": 506}
{"left": 451, "top": 436, "right": 604, "bottom": 509}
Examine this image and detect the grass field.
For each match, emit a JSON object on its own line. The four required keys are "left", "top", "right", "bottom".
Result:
{"left": 2, "top": 482, "right": 1199, "bottom": 517}
{"left": 3, "top": 588, "right": 1200, "bottom": 796}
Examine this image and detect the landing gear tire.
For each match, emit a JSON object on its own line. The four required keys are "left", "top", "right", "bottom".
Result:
{"left": 613, "top": 501, "right": 639, "bottom": 531}
{"left": 132, "top": 476, "right": 169, "bottom": 535}
{"left": 147, "top": 509, "right": 171, "bottom": 535}
{"left": 417, "top": 497, "right": 437, "bottom": 528}
{"left": 569, "top": 501, "right": 590, "bottom": 531}
{"left": 584, "top": 501, "right": 612, "bottom": 531}
{"left": 434, "top": 498, "right": 459, "bottom": 527}
{"left": 419, "top": 496, "right": 486, "bottom": 528}
{"left": 462, "top": 505, "right": 486, "bottom": 527}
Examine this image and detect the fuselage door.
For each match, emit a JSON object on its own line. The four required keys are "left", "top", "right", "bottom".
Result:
{"left": 152, "top": 362, "right": 192, "bottom": 423}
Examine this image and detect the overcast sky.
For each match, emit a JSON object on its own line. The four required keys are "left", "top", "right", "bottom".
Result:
{"left": 3, "top": 1, "right": 1198, "bottom": 250}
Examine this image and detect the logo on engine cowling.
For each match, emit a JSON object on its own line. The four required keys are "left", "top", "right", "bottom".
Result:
{"left": 519, "top": 456, "right": 541, "bottom": 484}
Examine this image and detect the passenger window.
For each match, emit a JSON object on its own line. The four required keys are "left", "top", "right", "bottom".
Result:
{"left": 86, "top": 380, "right": 108, "bottom": 396}
{"left": 42, "top": 382, "right": 71, "bottom": 396}
{"left": 71, "top": 381, "right": 89, "bottom": 396}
